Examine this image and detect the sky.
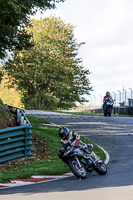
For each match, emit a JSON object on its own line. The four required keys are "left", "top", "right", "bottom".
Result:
{"left": 34, "top": 0, "right": 133, "bottom": 106}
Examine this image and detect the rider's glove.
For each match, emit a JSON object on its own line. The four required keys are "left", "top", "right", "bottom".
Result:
{"left": 87, "top": 144, "right": 93, "bottom": 151}
{"left": 82, "top": 143, "right": 88, "bottom": 149}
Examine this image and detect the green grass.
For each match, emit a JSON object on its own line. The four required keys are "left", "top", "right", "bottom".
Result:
{"left": 0, "top": 126, "right": 69, "bottom": 183}
{"left": 0, "top": 159, "right": 69, "bottom": 182}
{"left": 49, "top": 110, "right": 133, "bottom": 117}
{"left": 0, "top": 115, "right": 106, "bottom": 183}
{"left": 62, "top": 111, "right": 104, "bottom": 116}
{"left": 32, "top": 126, "right": 60, "bottom": 158}
{"left": 27, "top": 115, "right": 51, "bottom": 124}
{"left": 81, "top": 136, "right": 106, "bottom": 161}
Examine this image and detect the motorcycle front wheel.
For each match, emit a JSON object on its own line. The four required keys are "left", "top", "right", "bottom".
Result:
{"left": 94, "top": 162, "right": 107, "bottom": 175}
{"left": 69, "top": 158, "right": 87, "bottom": 179}
{"left": 108, "top": 108, "right": 112, "bottom": 116}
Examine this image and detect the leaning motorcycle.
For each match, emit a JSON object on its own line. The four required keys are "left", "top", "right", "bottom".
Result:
{"left": 58, "top": 141, "right": 107, "bottom": 179}
{"left": 103, "top": 97, "right": 113, "bottom": 116}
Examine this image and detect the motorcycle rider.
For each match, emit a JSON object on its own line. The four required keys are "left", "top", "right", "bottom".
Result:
{"left": 58, "top": 127, "right": 98, "bottom": 162}
{"left": 103, "top": 91, "right": 113, "bottom": 108}
{"left": 103, "top": 91, "right": 113, "bottom": 101}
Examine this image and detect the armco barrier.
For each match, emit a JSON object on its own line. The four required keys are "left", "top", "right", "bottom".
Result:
{"left": 0, "top": 108, "right": 32, "bottom": 163}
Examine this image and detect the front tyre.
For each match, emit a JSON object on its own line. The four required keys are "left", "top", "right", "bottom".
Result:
{"left": 94, "top": 162, "right": 107, "bottom": 175}
{"left": 104, "top": 110, "right": 107, "bottom": 116}
{"left": 69, "top": 158, "right": 87, "bottom": 179}
{"left": 108, "top": 107, "right": 112, "bottom": 116}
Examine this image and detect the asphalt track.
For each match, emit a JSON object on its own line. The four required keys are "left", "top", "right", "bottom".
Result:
{"left": 1, "top": 111, "right": 133, "bottom": 200}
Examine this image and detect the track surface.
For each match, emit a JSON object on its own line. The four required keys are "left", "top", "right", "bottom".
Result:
{"left": 1, "top": 111, "right": 133, "bottom": 200}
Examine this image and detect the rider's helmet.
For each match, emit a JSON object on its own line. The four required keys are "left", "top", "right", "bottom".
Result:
{"left": 106, "top": 91, "right": 110, "bottom": 97}
{"left": 59, "top": 127, "right": 70, "bottom": 140}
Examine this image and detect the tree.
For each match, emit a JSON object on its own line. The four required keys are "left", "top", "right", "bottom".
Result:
{"left": 0, "top": 69, "right": 24, "bottom": 108}
{"left": 0, "top": 0, "right": 64, "bottom": 61}
{"left": 4, "top": 17, "right": 92, "bottom": 110}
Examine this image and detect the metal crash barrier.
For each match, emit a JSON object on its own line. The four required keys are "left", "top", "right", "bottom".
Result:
{"left": 0, "top": 108, "right": 32, "bottom": 163}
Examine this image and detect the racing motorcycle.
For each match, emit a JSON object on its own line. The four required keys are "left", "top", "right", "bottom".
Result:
{"left": 103, "top": 97, "right": 114, "bottom": 116}
{"left": 59, "top": 141, "right": 107, "bottom": 179}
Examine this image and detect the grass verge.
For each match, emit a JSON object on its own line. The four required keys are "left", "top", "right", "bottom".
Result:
{"left": 0, "top": 115, "right": 106, "bottom": 183}
{"left": 45, "top": 110, "right": 133, "bottom": 117}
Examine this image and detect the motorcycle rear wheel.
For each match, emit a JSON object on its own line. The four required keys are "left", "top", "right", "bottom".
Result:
{"left": 94, "top": 162, "right": 107, "bottom": 175}
{"left": 69, "top": 158, "right": 87, "bottom": 179}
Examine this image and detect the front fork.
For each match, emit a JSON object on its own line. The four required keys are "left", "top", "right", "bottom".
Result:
{"left": 90, "top": 151, "right": 100, "bottom": 162}
{"left": 75, "top": 156, "right": 82, "bottom": 169}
